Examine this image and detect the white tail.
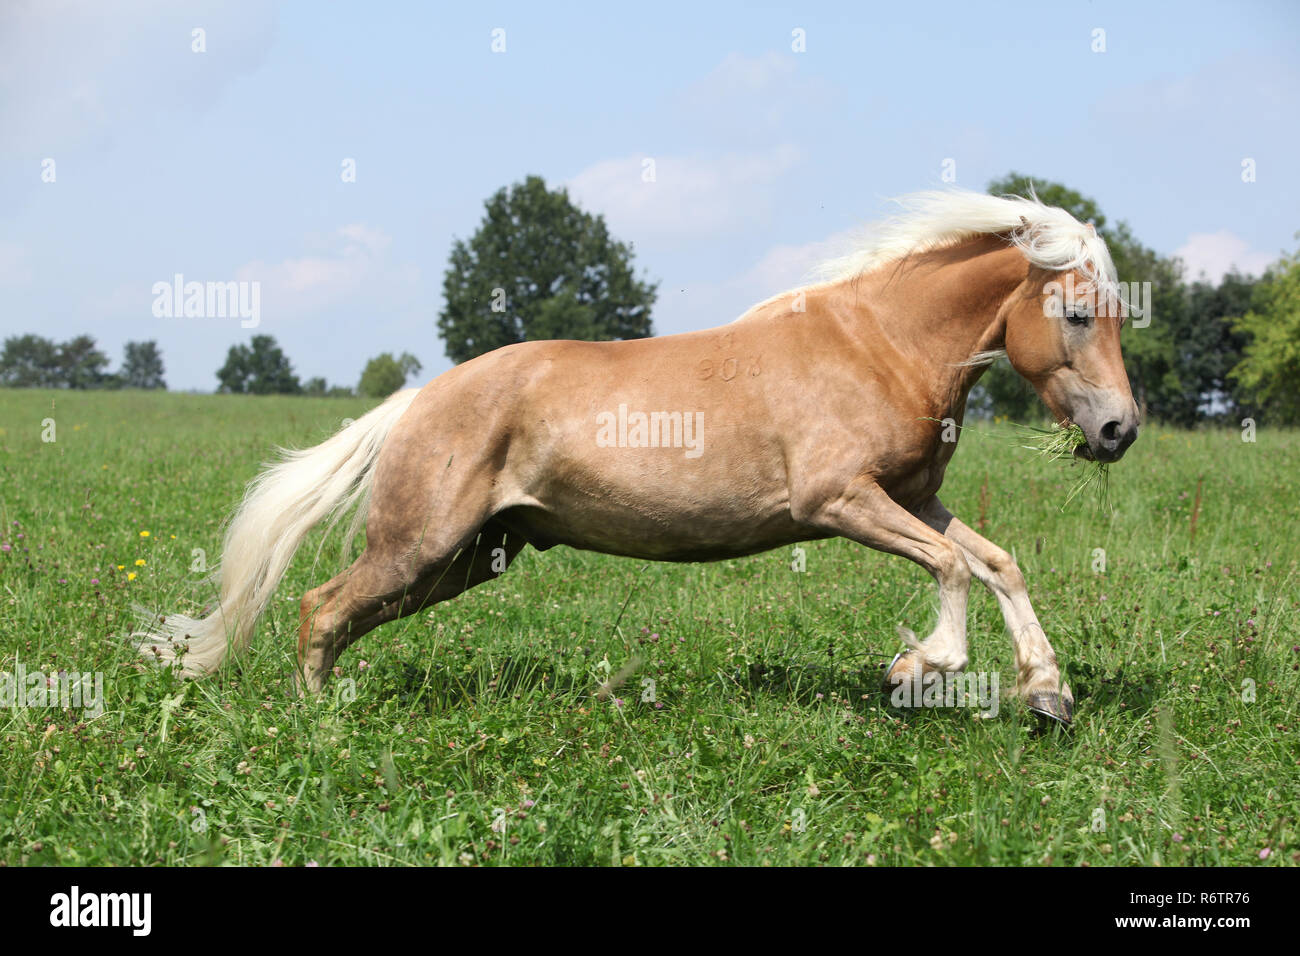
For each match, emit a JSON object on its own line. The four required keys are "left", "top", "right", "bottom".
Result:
{"left": 134, "top": 388, "right": 421, "bottom": 677}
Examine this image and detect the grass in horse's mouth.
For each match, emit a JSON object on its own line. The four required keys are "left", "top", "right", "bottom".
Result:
{"left": 1017, "top": 422, "right": 1111, "bottom": 510}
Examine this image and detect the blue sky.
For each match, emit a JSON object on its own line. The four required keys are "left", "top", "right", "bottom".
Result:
{"left": 2, "top": 0, "right": 1297, "bottom": 391}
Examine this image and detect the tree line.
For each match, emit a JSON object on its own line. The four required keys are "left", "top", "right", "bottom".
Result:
{"left": 0, "top": 333, "right": 424, "bottom": 399}
{"left": 0, "top": 336, "right": 165, "bottom": 389}
{"left": 2, "top": 173, "right": 1295, "bottom": 421}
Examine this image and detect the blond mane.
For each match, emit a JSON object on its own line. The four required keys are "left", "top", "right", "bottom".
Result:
{"left": 814, "top": 188, "right": 1119, "bottom": 297}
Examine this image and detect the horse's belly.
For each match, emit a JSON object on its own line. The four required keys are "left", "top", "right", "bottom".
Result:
{"left": 495, "top": 492, "right": 814, "bottom": 563}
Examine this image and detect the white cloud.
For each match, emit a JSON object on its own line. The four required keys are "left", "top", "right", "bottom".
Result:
{"left": 234, "top": 224, "right": 416, "bottom": 319}
{"left": 0, "top": 0, "right": 275, "bottom": 157}
{"left": 1174, "top": 231, "right": 1276, "bottom": 283}
{"left": 675, "top": 52, "right": 836, "bottom": 139}
{"left": 566, "top": 145, "right": 804, "bottom": 241}
{"left": 655, "top": 228, "right": 860, "bottom": 335}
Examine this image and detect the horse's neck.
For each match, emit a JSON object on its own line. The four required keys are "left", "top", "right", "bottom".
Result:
{"left": 831, "top": 240, "right": 1025, "bottom": 413}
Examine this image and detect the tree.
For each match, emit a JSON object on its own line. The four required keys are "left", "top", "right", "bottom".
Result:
{"left": 0, "top": 334, "right": 62, "bottom": 387}
{"left": 358, "top": 352, "right": 422, "bottom": 398}
{"left": 121, "top": 340, "right": 166, "bottom": 390}
{"left": 56, "top": 335, "right": 111, "bottom": 389}
{"left": 216, "top": 335, "right": 301, "bottom": 394}
{"left": 438, "top": 175, "right": 657, "bottom": 364}
{"left": 1229, "top": 249, "right": 1300, "bottom": 424}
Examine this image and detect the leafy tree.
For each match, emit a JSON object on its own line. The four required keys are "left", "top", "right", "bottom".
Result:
{"left": 1181, "top": 270, "right": 1257, "bottom": 421}
{"left": 56, "top": 335, "right": 111, "bottom": 389}
{"left": 216, "top": 335, "right": 301, "bottom": 394}
{"left": 121, "top": 340, "right": 166, "bottom": 390}
{"left": 438, "top": 175, "right": 657, "bottom": 364}
{"left": 358, "top": 352, "right": 422, "bottom": 398}
{"left": 0, "top": 334, "right": 62, "bottom": 387}
{"left": 968, "top": 357, "right": 1039, "bottom": 421}
{"left": 1229, "top": 249, "right": 1300, "bottom": 424}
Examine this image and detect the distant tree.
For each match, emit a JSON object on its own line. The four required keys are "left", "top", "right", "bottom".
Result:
{"left": 969, "top": 356, "right": 1039, "bottom": 421}
{"left": 1181, "top": 270, "right": 1257, "bottom": 420}
{"left": 57, "top": 335, "right": 112, "bottom": 389}
{"left": 121, "top": 340, "right": 166, "bottom": 390}
{"left": 216, "top": 335, "right": 301, "bottom": 394}
{"left": 1229, "top": 249, "right": 1300, "bottom": 424}
{"left": 358, "top": 352, "right": 422, "bottom": 398}
{"left": 0, "top": 334, "right": 62, "bottom": 387}
{"left": 438, "top": 175, "right": 657, "bottom": 364}
{"left": 302, "top": 377, "right": 354, "bottom": 398}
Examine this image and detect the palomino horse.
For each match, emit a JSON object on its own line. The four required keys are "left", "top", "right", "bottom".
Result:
{"left": 137, "top": 190, "right": 1139, "bottom": 725}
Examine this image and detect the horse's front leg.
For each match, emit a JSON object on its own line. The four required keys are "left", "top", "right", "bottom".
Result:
{"left": 917, "top": 496, "right": 1073, "bottom": 725}
{"left": 808, "top": 479, "right": 971, "bottom": 688}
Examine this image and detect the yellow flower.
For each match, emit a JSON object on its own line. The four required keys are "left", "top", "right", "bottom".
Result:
{"left": 116, "top": 564, "right": 125, "bottom": 570}
{"left": 127, "top": 572, "right": 137, "bottom": 581}
{"left": 170, "top": 535, "right": 177, "bottom": 539}
{"left": 139, "top": 531, "right": 150, "bottom": 538}
{"left": 135, "top": 559, "right": 146, "bottom": 567}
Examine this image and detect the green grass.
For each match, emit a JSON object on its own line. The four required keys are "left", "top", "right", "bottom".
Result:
{"left": 1, "top": 389, "right": 1297, "bottom": 866}
{"left": 1014, "top": 420, "right": 1111, "bottom": 510}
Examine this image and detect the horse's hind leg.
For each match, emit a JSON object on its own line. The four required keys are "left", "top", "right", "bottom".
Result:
{"left": 296, "top": 519, "right": 524, "bottom": 693}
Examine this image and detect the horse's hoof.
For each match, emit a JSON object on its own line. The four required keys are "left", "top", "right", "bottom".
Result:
{"left": 881, "top": 649, "right": 919, "bottom": 697}
{"left": 1025, "top": 692, "right": 1074, "bottom": 728}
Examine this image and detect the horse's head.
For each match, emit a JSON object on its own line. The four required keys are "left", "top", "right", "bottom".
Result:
{"left": 1003, "top": 264, "right": 1139, "bottom": 463}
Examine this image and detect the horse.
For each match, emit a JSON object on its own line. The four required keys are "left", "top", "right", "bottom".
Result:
{"left": 136, "top": 189, "right": 1139, "bottom": 726}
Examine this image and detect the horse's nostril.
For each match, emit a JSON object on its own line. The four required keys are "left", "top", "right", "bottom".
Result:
{"left": 1100, "top": 420, "right": 1121, "bottom": 446}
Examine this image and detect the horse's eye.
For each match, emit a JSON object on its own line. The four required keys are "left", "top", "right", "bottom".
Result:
{"left": 1065, "top": 307, "right": 1090, "bottom": 326}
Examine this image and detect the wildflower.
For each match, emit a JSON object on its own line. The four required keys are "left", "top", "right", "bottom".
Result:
{"left": 139, "top": 531, "right": 150, "bottom": 537}
{"left": 127, "top": 572, "right": 137, "bottom": 581}
{"left": 135, "top": 559, "right": 146, "bottom": 567}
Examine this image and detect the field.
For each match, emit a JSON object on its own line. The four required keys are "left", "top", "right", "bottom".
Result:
{"left": 1, "top": 389, "right": 1297, "bottom": 866}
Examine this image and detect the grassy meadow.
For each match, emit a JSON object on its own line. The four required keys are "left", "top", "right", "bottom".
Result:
{"left": 0, "top": 388, "right": 1297, "bottom": 866}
